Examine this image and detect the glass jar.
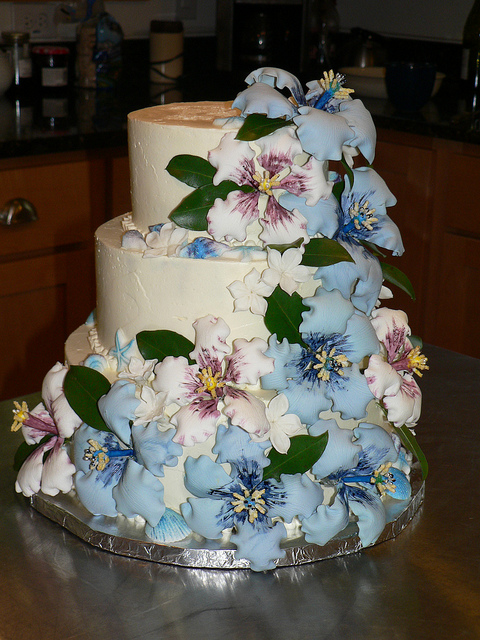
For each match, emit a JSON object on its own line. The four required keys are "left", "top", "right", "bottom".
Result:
{"left": 1, "top": 31, "right": 32, "bottom": 92}
{"left": 32, "top": 46, "right": 70, "bottom": 89}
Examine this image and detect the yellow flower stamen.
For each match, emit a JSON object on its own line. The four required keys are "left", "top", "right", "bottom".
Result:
{"left": 84, "top": 439, "right": 110, "bottom": 471}
{"left": 11, "top": 400, "right": 29, "bottom": 432}
{"left": 349, "top": 200, "right": 378, "bottom": 231}
{"left": 252, "top": 170, "right": 282, "bottom": 196}
{"left": 407, "top": 346, "right": 429, "bottom": 377}
{"left": 195, "top": 366, "right": 225, "bottom": 399}
{"left": 371, "top": 462, "right": 396, "bottom": 496}
{"left": 231, "top": 486, "right": 267, "bottom": 523}
{"left": 319, "top": 70, "right": 355, "bottom": 100}
{"left": 313, "top": 346, "right": 351, "bottom": 381}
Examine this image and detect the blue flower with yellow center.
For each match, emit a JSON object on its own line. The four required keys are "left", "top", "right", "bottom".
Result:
{"left": 73, "top": 379, "right": 182, "bottom": 527}
{"left": 300, "top": 420, "right": 412, "bottom": 547}
{"left": 181, "top": 424, "right": 323, "bottom": 571}
{"left": 262, "top": 288, "right": 380, "bottom": 425}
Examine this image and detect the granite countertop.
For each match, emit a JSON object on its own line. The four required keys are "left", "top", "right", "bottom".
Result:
{"left": 1, "top": 37, "right": 480, "bottom": 162}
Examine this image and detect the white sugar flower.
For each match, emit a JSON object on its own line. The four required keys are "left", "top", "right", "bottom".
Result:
{"left": 118, "top": 357, "right": 156, "bottom": 384}
{"left": 227, "top": 268, "right": 274, "bottom": 316}
{"left": 144, "top": 222, "right": 188, "bottom": 257}
{"left": 262, "top": 247, "right": 311, "bottom": 295}
{"left": 251, "top": 393, "right": 304, "bottom": 454}
{"left": 133, "top": 385, "right": 168, "bottom": 426}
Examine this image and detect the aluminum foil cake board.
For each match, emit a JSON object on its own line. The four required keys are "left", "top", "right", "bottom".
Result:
{"left": 30, "top": 464, "right": 424, "bottom": 570}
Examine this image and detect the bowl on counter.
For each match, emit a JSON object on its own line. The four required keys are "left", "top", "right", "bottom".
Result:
{"left": 339, "top": 66, "right": 445, "bottom": 101}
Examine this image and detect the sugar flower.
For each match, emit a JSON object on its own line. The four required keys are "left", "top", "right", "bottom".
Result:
{"left": 280, "top": 166, "right": 401, "bottom": 315}
{"left": 133, "top": 385, "right": 168, "bottom": 427}
{"left": 228, "top": 268, "right": 275, "bottom": 315}
{"left": 261, "top": 247, "right": 312, "bottom": 296}
{"left": 144, "top": 222, "right": 188, "bottom": 257}
{"left": 12, "top": 363, "right": 82, "bottom": 497}
{"left": 233, "top": 68, "right": 376, "bottom": 165}
{"left": 73, "top": 379, "right": 182, "bottom": 526}
{"left": 207, "top": 126, "right": 330, "bottom": 246}
{"left": 152, "top": 316, "right": 274, "bottom": 446}
{"left": 365, "top": 308, "right": 427, "bottom": 428}
{"left": 262, "top": 288, "right": 379, "bottom": 425}
{"left": 300, "top": 421, "right": 411, "bottom": 547}
{"left": 250, "top": 393, "right": 305, "bottom": 454}
{"left": 181, "top": 424, "right": 323, "bottom": 571}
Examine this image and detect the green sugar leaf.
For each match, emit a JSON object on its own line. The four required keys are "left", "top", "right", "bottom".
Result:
{"left": 236, "top": 113, "right": 290, "bottom": 141}
{"left": 137, "top": 330, "right": 195, "bottom": 363}
{"left": 301, "top": 237, "right": 354, "bottom": 268}
{"left": 169, "top": 180, "right": 253, "bottom": 230}
{"left": 166, "top": 154, "right": 216, "bottom": 188}
{"left": 64, "top": 365, "right": 111, "bottom": 432}
{"left": 266, "top": 237, "right": 304, "bottom": 254}
{"left": 394, "top": 425, "right": 428, "bottom": 480}
{"left": 264, "top": 286, "right": 309, "bottom": 348}
{"left": 263, "top": 432, "right": 329, "bottom": 482}
{"left": 381, "top": 262, "right": 416, "bottom": 300}
{"left": 13, "top": 435, "right": 54, "bottom": 472}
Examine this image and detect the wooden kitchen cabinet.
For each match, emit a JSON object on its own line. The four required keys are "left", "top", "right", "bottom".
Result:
{"left": 0, "top": 147, "right": 130, "bottom": 400}
{"left": 375, "top": 130, "right": 480, "bottom": 358}
{"left": 374, "top": 129, "right": 434, "bottom": 339}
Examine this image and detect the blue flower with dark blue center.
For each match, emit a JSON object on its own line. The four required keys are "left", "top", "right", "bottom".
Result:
{"left": 180, "top": 424, "right": 323, "bottom": 571}
{"left": 300, "top": 421, "right": 411, "bottom": 547}
{"left": 262, "top": 288, "right": 380, "bottom": 425}
{"left": 73, "top": 379, "right": 182, "bottom": 527}
{"left": 280, "top": 167, "right": 403, "bottom": 314}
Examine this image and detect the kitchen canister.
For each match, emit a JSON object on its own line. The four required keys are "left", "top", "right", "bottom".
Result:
{"left": 150, "top": 20, "right": 183, "bottom": 84}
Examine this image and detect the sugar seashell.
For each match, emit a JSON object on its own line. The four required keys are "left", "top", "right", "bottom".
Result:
{"left": 145, "top": 508, "right": 192, "bottom": 543}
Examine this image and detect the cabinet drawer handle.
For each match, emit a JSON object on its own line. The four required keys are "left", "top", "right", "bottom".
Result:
{"left": 0, "top": 198, "right": 38, "bottom": 225}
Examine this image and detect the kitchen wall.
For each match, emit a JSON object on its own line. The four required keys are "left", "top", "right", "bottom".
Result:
{"left": 0, "top": 0, "right": 475, "bottom": 43}
{"left": 337, "top": 0, "right": 473, "bottom": 43}
{"left": 0, "top": 0, "right": 216, "bottom": 41}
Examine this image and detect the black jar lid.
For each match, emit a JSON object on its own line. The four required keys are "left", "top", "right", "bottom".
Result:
{"left": 150, "top": 20, "right": 183, "bottom": 34}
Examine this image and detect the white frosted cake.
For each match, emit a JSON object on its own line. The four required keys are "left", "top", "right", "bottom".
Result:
{"left": 11, "top": 69, "right": 428, "bottom": 571}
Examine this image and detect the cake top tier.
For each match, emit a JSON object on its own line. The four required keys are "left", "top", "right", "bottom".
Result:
{"left": 128, "top": 101, "right": 241, "bottom": 232}
{"left": 128, "top": 101, "right": 239, "bottom": 127}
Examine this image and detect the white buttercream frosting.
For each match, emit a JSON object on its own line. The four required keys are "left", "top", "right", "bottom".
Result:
{"left": 128, "top": 101, "right": 240, "bottom": 233}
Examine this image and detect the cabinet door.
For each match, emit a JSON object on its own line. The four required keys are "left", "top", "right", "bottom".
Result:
{"left": 0, "top": 248, "right": 95, "bottom": 400}
{"left": 0, "top": 159, "right": 94, "bottom": 259}
{"left": 424, "top": 232, "right": 480, "bottom": 357}
{"left": 374, "top": 133, "right": 434, "bottom": 338}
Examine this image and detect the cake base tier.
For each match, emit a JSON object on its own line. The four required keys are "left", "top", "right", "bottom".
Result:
{"left": 30, "top": 464, "right": 424, "bottom": 570}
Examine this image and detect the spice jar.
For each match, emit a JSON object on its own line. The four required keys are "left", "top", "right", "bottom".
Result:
{"left": 32, "top": 46, "right": 70, "bottom": 89}
{"left": 1, "top": 31, "right": 32, "bottom": 93}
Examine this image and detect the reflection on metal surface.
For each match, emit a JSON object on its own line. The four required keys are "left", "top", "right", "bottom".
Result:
{"left": 31, "top": 464, "right": 424, "bottom": 570}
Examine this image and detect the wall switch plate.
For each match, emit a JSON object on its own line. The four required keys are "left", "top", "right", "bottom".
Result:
{"left": 13, "top": 3, "right": 57, "bottom": 40}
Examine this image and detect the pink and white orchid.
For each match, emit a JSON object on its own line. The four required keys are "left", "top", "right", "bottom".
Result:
{"left": 207, "top": 127, "right": 332, "bottom": 246}
{"left": 12, "top": 363, "right": 82, "bottom": 497}
{"left": 365, "top": 309, "right": 428, "bottom": 429}
{"left": 152, "top": 316, "right": 274, "bottom": 446}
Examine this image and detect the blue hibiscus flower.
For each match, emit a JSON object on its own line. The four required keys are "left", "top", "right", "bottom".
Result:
{"left": 73, "top": 379, "right": 182, "bottom": 527}
{"left": 300, "top": 421, "right": 412, "bottom": 547}
{"left": 180, "top": 424, "right": 323, "bottom": 571}
{"left": 261, "top": 288, "right": 380, "bottom": 425}
{"left": 281, "top": 167, "right": 403, "bottom": 314}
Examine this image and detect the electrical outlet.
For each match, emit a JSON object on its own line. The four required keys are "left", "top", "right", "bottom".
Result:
{"left": 13, "top": 3, "right": 57, "bottom": 40}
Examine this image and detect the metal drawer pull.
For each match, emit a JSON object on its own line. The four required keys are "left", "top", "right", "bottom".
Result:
{"left": 0, "top": 198, "right": 38, "bottom": 225}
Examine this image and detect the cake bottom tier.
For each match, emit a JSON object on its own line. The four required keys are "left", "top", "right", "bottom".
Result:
{"left": 30, "top": 464, "right": 424, "bottom": 569}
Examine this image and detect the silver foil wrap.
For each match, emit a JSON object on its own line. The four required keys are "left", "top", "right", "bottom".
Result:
{"left": 31, "top": 464, "right": 424, "bottom": 570}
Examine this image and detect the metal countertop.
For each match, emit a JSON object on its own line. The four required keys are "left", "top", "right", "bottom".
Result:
{"left": 1, "top": 344, "right": 479, "bottom": 640}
